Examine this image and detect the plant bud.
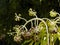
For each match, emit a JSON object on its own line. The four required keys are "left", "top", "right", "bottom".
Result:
{"left": 49, "top": 9, "right": 57, "bottom": 17}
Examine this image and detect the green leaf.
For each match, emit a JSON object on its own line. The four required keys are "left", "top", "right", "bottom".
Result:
{"left": 40, "top": 38, "right": 47, "bottom": 45}
{"left": 29, "top": 41, "right": 34, "bottom": 45}
{"left": 21, "top": 39, "right": 32, "bottom": 45}
{"left": 34, "top": 42, "right": 39, "bottom": 45}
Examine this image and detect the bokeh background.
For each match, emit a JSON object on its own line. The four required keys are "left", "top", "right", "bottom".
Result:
{"left": 0, "top": 0, "right": 60, "bottom": 45}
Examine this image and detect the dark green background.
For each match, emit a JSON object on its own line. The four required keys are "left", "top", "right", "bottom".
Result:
{"left": 0, "top": 0, "right": 60, "bottom": 45}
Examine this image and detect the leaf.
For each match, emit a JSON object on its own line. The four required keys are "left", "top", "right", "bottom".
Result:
{"left": 34, "top": 42, "right": 39, "bottom": 45}
{"left": 49, "top": 34, "right": 57, "bottom": 45}
{"left": 40, "top": 38, "right": 47, "bottom": 45}
{"left": 29, "top": 41, "right": 34, "bottom": 45}
{"left": 21, "top": 39, "right": 32, "bottom": 45}
{"left": 38, "top": 22, "right": 46, "bottom": 33}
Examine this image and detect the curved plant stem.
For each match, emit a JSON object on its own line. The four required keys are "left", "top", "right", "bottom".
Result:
{"left": 54, "top": 13, "right": 60, "bottom": 23}
{"left": 42, "top": 18, "right": 59, "bottom": 45}
{"left": 54, "top": 17, "right": 60, "bottom": 21}
{"left": 42, "top": 18, "right": 55, "bottom": 45}
{"left": 20, "top": 25, "right": 28, "bottom": 31}
{"left": 36, "top": 16, "right": 38, "bottom": 26}
{"left": 56, "top": 22, "right": 60, "bottom": 24}
{"left": 55, "top": 18, "right": 60, "bottom": 23}
{"left": 53, "top": 13, "right": 60, "bottom": 21}
{"left": 34, "top": 19, "right": 36, "bottom": 27}
{"left": 20, "top": 17, "right": 27, "bottom": 22}
{"left": 43, "top": 18, "right": 58, "bottom": 28}
{"left": 31, "top": 21, "right": 33, "bottom": 28}
{"left": 42, "top": 18, "right": 52, "bottom": 22}
{"left": 22, "top": 18, "right": 49, "bottom": 45}
{"left": 24, "top": 26, "right": 28, "bottom": 31}
{"left": 57, "top": 13, "right": 60, "bottom": 16}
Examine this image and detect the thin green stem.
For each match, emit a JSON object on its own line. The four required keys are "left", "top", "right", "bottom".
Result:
{"left": 20, "top": 25, "right": 28, "bottom": 31}
{"left": 57, "top": 13, "right": 60, "bottom": 16}
{"left": 54, "top": 17, "right": 60, "bottom": 21}
{"left": 55, "top": 18, "right": 60, "bottom": 23}
{"left": 34, "top": 19, "right": 36, "bottom": 27}
{"left": 31, "top": 21, "right": 33, "bottom": 28}
{"left": 20, "top": 17, "right": 27, "bottom": 22}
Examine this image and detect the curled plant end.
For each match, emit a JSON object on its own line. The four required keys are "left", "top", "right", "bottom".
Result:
{"left": 49, "top": 9, "right": 57, "bottom": 17}
{"left": 14, "top": 35, "right": 23, "bottom": 43}
{"left": 28, "top": 8, "right": 37, "bottom": 16}
{"left": 15, "top": 13, "right": 21, "bottom": 21}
